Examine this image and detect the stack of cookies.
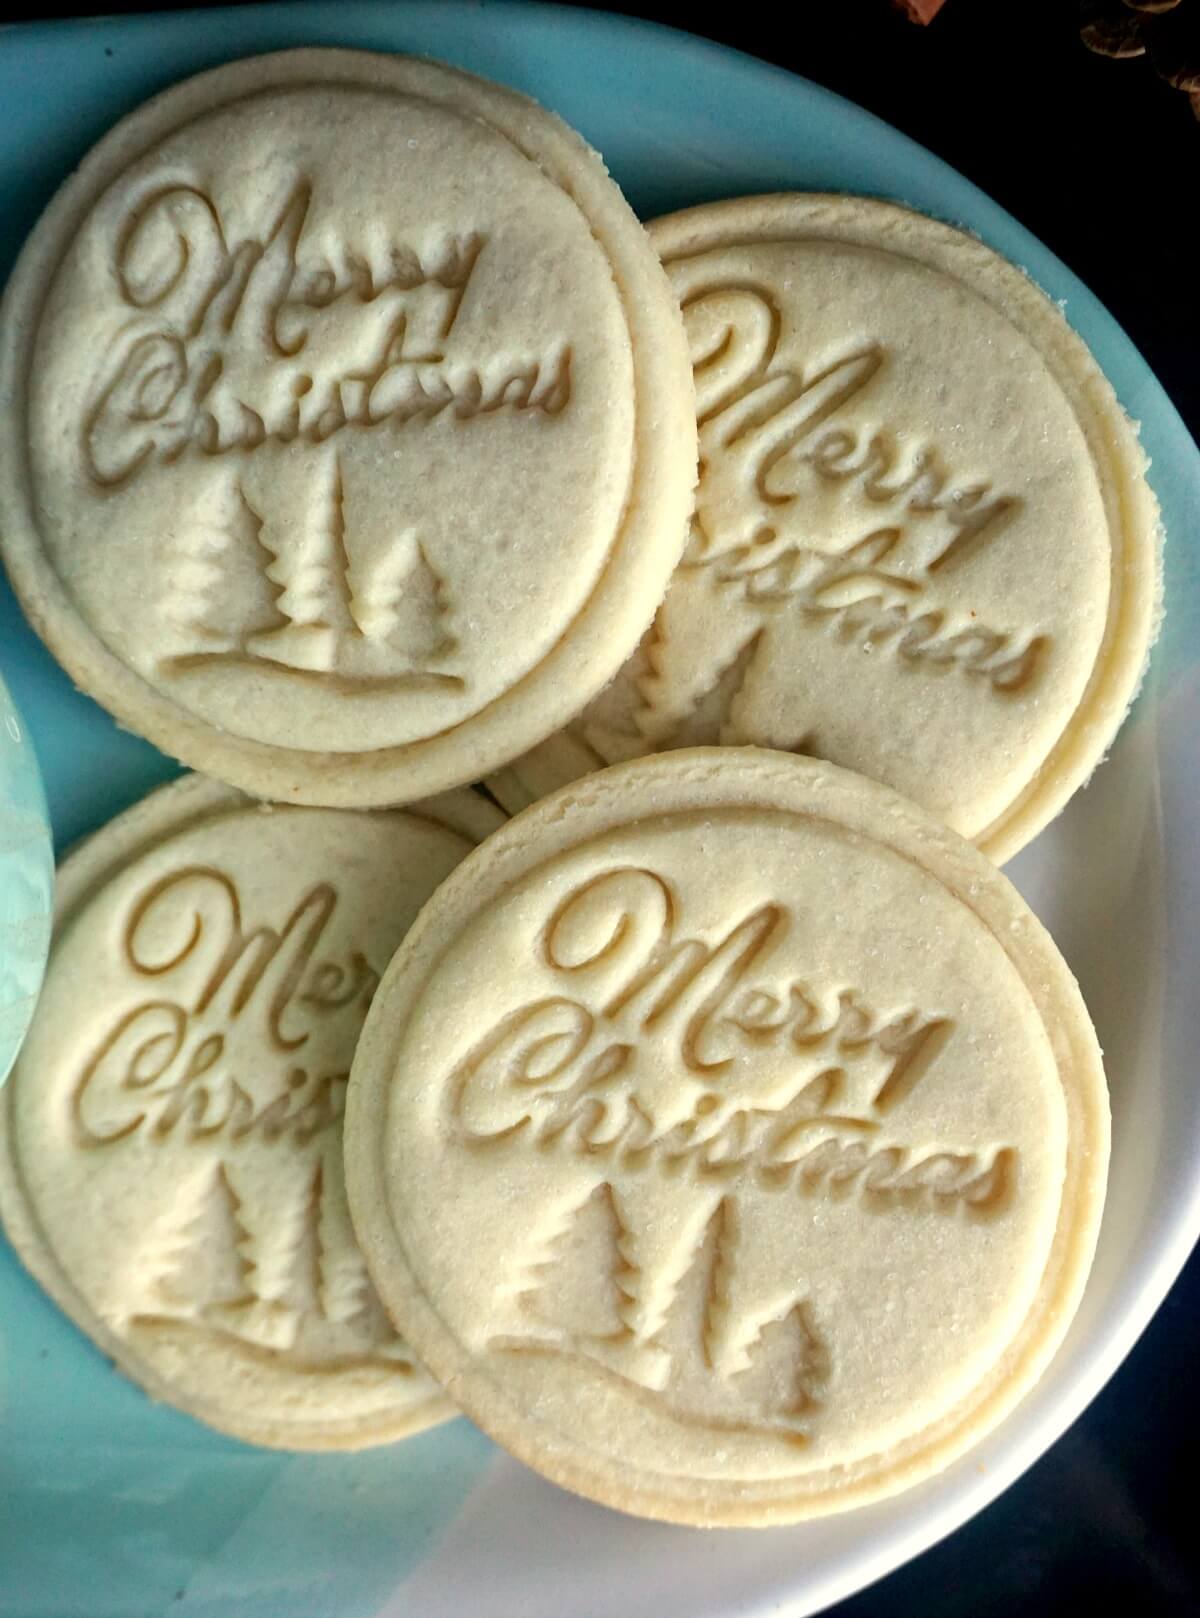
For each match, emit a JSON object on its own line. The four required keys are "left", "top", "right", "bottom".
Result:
{"left": 0, "top": 49, "right": 1160, "bottom": 1526}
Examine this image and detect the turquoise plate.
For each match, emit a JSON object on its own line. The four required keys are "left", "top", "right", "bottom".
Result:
{"left": 2, "top": 6, "right": 1198, "bottom": 1617}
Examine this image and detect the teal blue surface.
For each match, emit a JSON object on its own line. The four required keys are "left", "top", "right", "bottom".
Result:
{"left": 0, "top": 5, "right": 1196, "bottom": 1616}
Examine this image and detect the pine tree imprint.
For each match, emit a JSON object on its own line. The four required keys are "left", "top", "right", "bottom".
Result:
{"left": 132, "top": 1152, "right": 411, "bottom": 1367}
{"left": 209, "top": 1154, "right": 319, "bottom": 1350}
{"left": 161, "top": 477, "right": 286, "bottom": 660}
{"left": 311, "top": 1145, "right": 413, "bottom": 1363}
{"left": 511, "top": 1183, "right": 633, "bottom": 1343}
{"left": 163, "top": 460, "right": 461, "bottom": 693}
{"left": 344, "top": 528, "right": 457, "bottom": 671}
{"left": 626, "top": 565, "right": 819, "bottom": 758}
{"left": 491, "top": 1183, "right": 828, "bottom": 1441}
{"left": 135, "top": 1162, "right": 254, "bottom": 1326}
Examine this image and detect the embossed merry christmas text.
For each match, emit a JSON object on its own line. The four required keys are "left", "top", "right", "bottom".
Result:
{"left": 447, "top": 868, "right": 1013, "bottom": 1212}
{"left": 679, "top": 282, "right": 1044, "bottom": 694}
{"left": 73, "top": 867, "right": 378, "bottom": 1146}
{"left": 85, "top": 181, "right": 571, "bottom": 486}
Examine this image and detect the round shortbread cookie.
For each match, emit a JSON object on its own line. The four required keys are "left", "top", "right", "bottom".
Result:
{"left": 0, "top": 50, "right": 696, "bottom": 806}
{"left": 0, "top": 774, "right": 504, "bottom": 1450}
{"left": 346, "top": 748, "right": 1109, "bottom": 1525}
{"left": 486, "top": 196, "right": 1161, "bottom": 864}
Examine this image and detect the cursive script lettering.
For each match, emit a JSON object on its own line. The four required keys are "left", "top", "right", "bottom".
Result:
{"left": 717, "top": 527, "right": 1045, "bottom": 693}
{"left": 686, "top": 287, "right": 1018, "bottom": 572}
{"left": 86, "top": 181, "right": 571, "bottom": 486}
{"left": 677, "top": 282, "right": 1041, "bottom": 695}
{"left": 442, "top": 868, "right": 1009, "bottom": 1214}
{"left": 74, "top": 868, "right": 378, "bottom": 1146}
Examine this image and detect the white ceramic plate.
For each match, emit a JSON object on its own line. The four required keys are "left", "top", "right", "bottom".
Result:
{"left": 1, "top": 6, "right": 1197, "bottom": 1616}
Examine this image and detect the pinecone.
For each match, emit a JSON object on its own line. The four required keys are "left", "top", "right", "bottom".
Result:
{"left": 1080, "top": 1, "right": 1200, "bottom": 119}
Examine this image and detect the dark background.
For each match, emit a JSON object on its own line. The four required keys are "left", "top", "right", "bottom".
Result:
{"left": 9, "top": 1, "right": 1200, "bottom": 1614}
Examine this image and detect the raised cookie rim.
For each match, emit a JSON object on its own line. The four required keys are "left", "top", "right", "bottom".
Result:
{"left": 0, "top": 773, "right": 503, "bottom": 1450}
{"left": 488, "top": 195, "right": 1162, "bottom": 864}
{"left": 345, "top": 747, "right": 1109, "bottom": 1524}
{"left": 0, "top": 48, "right": 697, "bottom": 807}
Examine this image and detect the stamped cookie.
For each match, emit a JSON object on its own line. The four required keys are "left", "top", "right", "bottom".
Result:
{"left": 0, "top": 49, "right": 695, "bottom": 806}
{"left": 346, "top": 749, "right": 1109, "bottom": 1524}
{"left": 487, "top": 196, "right": 1161, "bottom": 863}
{"left": 0, "top": 774, "right": 503, "bottom": 1449}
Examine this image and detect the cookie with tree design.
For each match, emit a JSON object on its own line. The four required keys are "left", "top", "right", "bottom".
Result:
{"left": 346, "top": 749, "right": 1109, "bottom": 1524}
{"left": 0, "top": 49, "right": 696, "bottom": 807}
{"left": 0, "top": 773, "right": 503, "bottom": 1449}
{"left": 487, "top": 195, "right": 1160, "bottom": 865}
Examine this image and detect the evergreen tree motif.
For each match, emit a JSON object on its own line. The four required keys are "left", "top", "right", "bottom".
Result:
{"left": 503, "top": 1190, "right": 580, "bottom": 1333}
{"left": 247, "top": 452, "right": 356, "bottom": 671}
{"left": 243, "top": 450, "right": 458, "bottom": 679}
{"left": 619, "top": 554, "right": 830, "bottom": 760}
{"left": 647, "top": 1194, "right": 742, "bottom": 1379}
{"left": 314, "top": 1156, "right": 401, "bottom": 1352}
{"left": 348, "top": 529, "right": 457, "bottom": 665}
{"left": 517, "top": 1182, "right": 632, "bottom": 1342}
{"left": 699, "top": 1197, "right": 741, "bottom": 1375}
{"left": 138, "top": 1162, "right": 253, "bottom": 1321}
{"left": 284, "top": 1158, "right": 323, "bottom": 1315}
{"left": 599, "top": 1184, "right": 641, "bottom": 1342}
{"left": 242, "top": 480, "right": 291, "bottom": 641}
{"left": 161, "top": 476, "right": 286, "bottom": 660}
{"left": 302, "top": 455, "right": 357, "bottom": 637}
{"left": 730, "top": 1299, "right": 829, "bottom": 1420}
{"left": 633, "top": 566, "right": 766, "bottom": 747}
{"left": 142, "top": 1180, "right": 203, "bottom": 1317}
{"left": 687, "top": 631, "right": 763, "bottom": 749}
{"left": 493, "top": 1183, "right": 830, "bottom": 1435}
{"left": 503, "top": 1182, "right": 691, "bottom": 1391}
{"left": 582, "top": 630, "right": 769, "bottom": 766}
{"left": 316, "top": 1161, "right": 370, "bottom": 1327}
{"left": 161, "top": 484, "right": 239, "bottom": 656}
{"left": 608, "top": 1180, "right": 707, "bottom": 1339}
{"left": 208, "top": 1159, "right": 315, "bottom": 1350}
